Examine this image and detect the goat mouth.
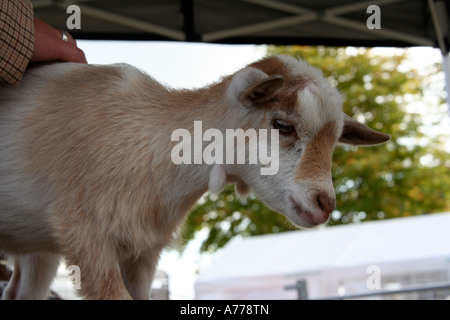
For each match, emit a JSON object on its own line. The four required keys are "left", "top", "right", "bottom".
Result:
{"left": 288, "top": 195, "right": 320, "bottom": 228}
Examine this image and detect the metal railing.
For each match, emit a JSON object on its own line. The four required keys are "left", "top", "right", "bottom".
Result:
{"left": 286, "top": 280, "right": 450, "bottom": 300}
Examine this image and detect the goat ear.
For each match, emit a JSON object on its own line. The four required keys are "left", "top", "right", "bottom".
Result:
{"left": 239, "top": 75, "right": 284, "bottom": 106}
{"left": 339, "top": 114, "right": 391, "bottom": 146}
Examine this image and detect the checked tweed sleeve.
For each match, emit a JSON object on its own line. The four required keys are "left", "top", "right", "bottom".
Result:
{"left": 0, "top": 0, "right": 34, "bottom": 86}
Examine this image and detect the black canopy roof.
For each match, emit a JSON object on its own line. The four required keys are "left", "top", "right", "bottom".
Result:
{"left": 33, "top": 0, "right": 449, "bottom": 54}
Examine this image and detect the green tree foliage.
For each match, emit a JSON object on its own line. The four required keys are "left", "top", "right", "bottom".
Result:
{"left": 181, "top": 46, "right": 450, "bottom": 253}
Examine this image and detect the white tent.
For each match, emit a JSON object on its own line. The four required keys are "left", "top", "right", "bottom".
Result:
{"left": 195, "top": 212, "right": 450, "bottom": 299}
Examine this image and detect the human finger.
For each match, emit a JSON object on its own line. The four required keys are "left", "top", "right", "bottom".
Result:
{"left": 55, "top": 41, "right": 88, "bottom": 64}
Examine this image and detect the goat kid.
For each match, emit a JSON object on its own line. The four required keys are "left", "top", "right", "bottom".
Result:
{"left": 0, "top": 55, "right": 389, "bottom": 299}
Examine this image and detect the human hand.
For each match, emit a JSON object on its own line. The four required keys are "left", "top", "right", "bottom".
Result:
{"left": 31, "top": 17, "right": 87, "bottom": 64}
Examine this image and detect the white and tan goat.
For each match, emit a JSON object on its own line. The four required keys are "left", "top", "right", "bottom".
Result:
{"left": 0, "top": 55, "right": 389, "bottom": 299}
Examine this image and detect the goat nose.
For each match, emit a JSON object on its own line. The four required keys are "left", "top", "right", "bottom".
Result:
{"left": 315, "top": 191, "right": 336, "bottom": 216}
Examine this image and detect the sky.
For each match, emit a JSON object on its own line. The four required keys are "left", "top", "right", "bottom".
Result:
{"left": 53, "top": 40, "right": 449, "bottom": 300}
{"left": 78, "top": 40, "right": 268, "bottom": 89}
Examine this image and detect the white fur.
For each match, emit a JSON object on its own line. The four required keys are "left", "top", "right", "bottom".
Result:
{"left": 298, "top": 87, "right": 322, "bottom": 129}
{"left": 277, "top": 55, "right": 322, "bottom": 80}
{"left": 277, "top": 55, "right": 344, "bottom": 134}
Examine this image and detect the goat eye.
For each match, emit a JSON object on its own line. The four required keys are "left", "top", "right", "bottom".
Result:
{"left": 273, "top": 119, "right": 295, "bottom": 135}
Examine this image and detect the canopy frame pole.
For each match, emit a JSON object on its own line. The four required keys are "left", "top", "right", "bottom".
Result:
{"left": 241, "top": 0, "right": 312, "bottom": 15}
{"left": 442, "top": 55, "right": 450, "bottom": 117}
{"left": 323, "top": 0, "right": 432, "bottom": 46}
{"left": 325, "top": 0, "right": 405, "bottom": 16}
{"left": 207, "top": 0, "right": 433, "bottom": 45}
{"left": 32, "top": 0, "right": 187, "bottom": 41}
{"left": 33, "top": 0, "right": 95, "bottom": 9}
{"left": 34, "top": 0, "right": 186, "bottom": 41}
{"left": 322, "top": 15, "right": 433, "bottom": 46}
{"left": 77, "top": 4, "right": 186, "bottom": 41}
{"left": 429, "top": 0, "right": 450, "bottom": 118}
{"left": 202, "top": 13, "right": 317, "bottom": 42}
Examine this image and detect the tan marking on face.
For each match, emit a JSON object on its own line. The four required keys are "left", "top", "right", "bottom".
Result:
{"left": 296, "top": 121, "right": 337, "bottom": 181}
